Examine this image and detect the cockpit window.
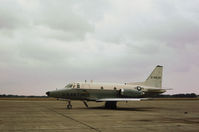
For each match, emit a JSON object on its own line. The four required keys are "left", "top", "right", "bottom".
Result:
{"left": 77, "top": 83, "right": 80, "bottom": 88}
{"left": 65, "top": 83, "right": 73, "bottom": 88}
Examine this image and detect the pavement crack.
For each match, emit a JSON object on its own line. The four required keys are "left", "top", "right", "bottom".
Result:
{"left": 41, "top": 105, "right": 101, "bottom": 132}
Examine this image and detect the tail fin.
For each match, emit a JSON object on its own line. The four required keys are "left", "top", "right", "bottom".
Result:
{"left": 144, "top": 65, "right": 163, "bottom": 88}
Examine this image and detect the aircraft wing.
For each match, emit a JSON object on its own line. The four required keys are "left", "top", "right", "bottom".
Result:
{"left": 96, "top": 98, "right": 149, "bottom": 102}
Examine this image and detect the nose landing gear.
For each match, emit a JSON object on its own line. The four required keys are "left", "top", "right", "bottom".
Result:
{"left": 67, "top": 100, "right": 72, "bottom": 109}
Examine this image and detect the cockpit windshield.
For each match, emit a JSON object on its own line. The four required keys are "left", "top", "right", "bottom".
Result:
{"left": 65, "top": 83, "right": 73, "bottom": 88}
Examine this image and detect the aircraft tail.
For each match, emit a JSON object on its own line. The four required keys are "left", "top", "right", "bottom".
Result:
{"left": 143, "top": 65, "right": 163, "bottom": 88}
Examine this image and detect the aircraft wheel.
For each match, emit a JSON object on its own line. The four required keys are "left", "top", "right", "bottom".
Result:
{"left": 67, "top": 105, "right": 72, "bottom": 109}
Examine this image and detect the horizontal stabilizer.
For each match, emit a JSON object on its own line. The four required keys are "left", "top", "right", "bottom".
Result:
{"left": 96, "top": 98, "right": 149, "bottom": 102}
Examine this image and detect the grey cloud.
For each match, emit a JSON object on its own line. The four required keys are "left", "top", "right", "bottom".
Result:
{"left": 35, "top": 3, "right": 94, "bottom": 32}
{"left": 30, "top": 0, "right": 104, "bottom": 41}
{"left": 93, "top": 0, "right": 199, "bottom": 73}
{"left": 95, "top": 0, "right": 199, "bottom": 47}
{"left": 0, "top": 0, "right": 98, "bottom": 41}
{"left": 0, "top": 1, "right": 30, "bottom": 29}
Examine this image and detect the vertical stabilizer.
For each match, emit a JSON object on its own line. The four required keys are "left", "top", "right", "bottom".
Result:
{"left": 144, "top": 65, "right": 163, "bottom": 88}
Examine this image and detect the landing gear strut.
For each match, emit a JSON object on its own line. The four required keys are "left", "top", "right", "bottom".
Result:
{"left": 67, "top": 100, "right": 72, "bottom": 109}
{"left": 105, "top": 101, "right": 117, "bottom": 109}
{"left": 83, "top": 100, "right": 88, "bottom": 108}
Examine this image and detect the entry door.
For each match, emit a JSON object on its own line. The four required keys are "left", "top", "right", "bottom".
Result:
{"left": 81, "top": 84, "right": 90, "bottom": 89}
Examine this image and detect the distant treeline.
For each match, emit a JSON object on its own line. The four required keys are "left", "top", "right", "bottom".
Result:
{"left": 0, "top": 94, "right": 48, "bottom": 98}
{"left": 0, "top": 93, "right": 198, "bottom": 98}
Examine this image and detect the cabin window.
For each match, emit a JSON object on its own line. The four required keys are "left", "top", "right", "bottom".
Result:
{"left": 65, "top": 83, "right": 73, "bottom": 88}
{"left": 101, "top": 86, "right": 104, "bottom": 90}
{"left": 77, "top": 83, "right": 80, "bottom": 88}
{"left": 114, "top": 87, "right": 117, "bottom": 90}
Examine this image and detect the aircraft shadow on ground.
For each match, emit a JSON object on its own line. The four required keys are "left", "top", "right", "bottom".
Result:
{"left": 78, "top": 106, "right": 156, "bottom": 111}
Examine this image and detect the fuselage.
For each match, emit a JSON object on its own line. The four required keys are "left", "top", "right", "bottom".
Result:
{"left": 46, "top": 82, "right": 166, "bottom": 101}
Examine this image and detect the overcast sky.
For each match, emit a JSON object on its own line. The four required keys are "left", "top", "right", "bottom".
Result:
{"left": 0, "top": 0, "right": 199, "bottom": 95}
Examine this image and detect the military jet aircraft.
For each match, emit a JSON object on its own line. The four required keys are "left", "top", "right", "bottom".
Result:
{"left": 46, "top": 65, "right": 167, "bottom": 109}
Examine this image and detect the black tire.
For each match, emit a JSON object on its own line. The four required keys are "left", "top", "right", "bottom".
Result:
{"left": 67, "top": 105, "right": 72, "bottom": 109}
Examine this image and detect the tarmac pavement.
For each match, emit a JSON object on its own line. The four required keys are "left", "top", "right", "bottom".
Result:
{"left": 0, "top": 99, "right": 199, "bottom": 132}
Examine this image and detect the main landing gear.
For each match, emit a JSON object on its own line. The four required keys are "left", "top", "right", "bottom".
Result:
{"left": 105, "top": 101, "right": 117, "bottom": 109}
{"left": 67, "top": 100, "right": 72, "bottom": 109}
{"left": 66, "top": 100, "right": 117, "bottom": 109}
{"left": 66, "top": 100, "right": 89, "bottom": 109}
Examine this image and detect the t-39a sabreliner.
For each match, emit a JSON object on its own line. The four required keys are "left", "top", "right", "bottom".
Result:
{"left": 46, "top": 65, "right": 167, "bottom": 109}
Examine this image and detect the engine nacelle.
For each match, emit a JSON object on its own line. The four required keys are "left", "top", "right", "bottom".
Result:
{"left": 120, "top": 89, "right": 143, "bottom": 97}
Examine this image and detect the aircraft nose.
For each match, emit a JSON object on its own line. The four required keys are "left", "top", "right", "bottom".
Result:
{"left": 46, "top": 91, "right": 50, "bottom": 96}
